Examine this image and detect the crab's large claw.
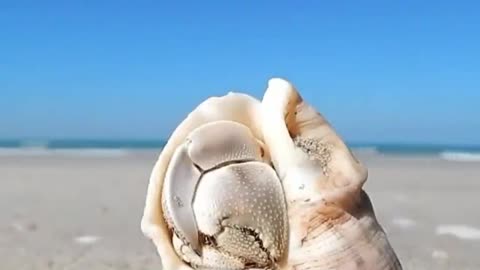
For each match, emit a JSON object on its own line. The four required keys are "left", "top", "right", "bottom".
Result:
{"left": 261, "top": 78, "right": 402, "bottom": 270}
{"left": 163, "top": 120, "right": 267, "bottom": 255}
{"left": 141, "top": 93, "right": 288, "bottom": 270}
{"left": 141, "top": 93, "right": 265, "bottom": 270}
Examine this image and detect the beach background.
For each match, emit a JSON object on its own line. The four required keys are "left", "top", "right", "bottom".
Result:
{"left": 3, "top": 2, "right": 480, "bottom": 270}
{"left": 1, "top": 141, "right": 479, "bottom": 269}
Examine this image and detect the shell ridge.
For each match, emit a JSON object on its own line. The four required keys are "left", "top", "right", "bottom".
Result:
{"left": 261, "top": 78, "right": 402, "bottom": 270}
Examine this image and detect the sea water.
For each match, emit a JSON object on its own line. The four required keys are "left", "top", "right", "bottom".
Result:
{"left": 0, "top": 139, "right": 479, "bottom": 161}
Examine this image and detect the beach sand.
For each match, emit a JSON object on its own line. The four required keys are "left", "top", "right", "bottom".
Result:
{"left": 1, "top": 151, "right": 479, "bottom": 269}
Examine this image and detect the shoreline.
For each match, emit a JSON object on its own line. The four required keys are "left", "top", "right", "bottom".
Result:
{"left": 1, "top": 147, "right": 480, "bottom": 163}
{"left": 0, "top": 151, "right": 479, "bottom": 269}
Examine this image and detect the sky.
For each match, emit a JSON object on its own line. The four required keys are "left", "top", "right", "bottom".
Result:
{"left": 1, "top": 1, "right": 479, "bottom": 144}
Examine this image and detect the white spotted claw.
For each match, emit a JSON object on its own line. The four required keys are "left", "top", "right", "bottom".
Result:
{"left": 141, "top": 93, "right": 288, "bottom": 270}
{"left": 141, "top": 80, "right": 402, "bottom": 270}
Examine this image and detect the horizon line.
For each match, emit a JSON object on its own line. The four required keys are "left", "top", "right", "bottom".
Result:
{"left": 0, "top": 138, "right": 479, "bottom": 148}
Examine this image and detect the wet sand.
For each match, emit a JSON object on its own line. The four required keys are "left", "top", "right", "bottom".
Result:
{"left": 1, "top": 151, "right": 479, "bottom": 269}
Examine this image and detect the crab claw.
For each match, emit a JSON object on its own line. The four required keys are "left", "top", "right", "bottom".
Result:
{"left": 162, "top": 120, "right": 274, "bottom": 256}
{"left": 141, "top": 93, "right": 288, "bottom": 270}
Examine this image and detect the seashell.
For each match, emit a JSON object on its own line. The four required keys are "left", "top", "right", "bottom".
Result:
{"left": 141, "top": 80, "right": 402, "bottom": 270}
{"left": 261, "top": 78, "right": 402, "bottom": 270}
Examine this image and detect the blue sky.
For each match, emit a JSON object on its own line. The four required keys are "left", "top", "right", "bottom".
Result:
{"left": 1, "top": 1, "right": 479, "bottom": 144}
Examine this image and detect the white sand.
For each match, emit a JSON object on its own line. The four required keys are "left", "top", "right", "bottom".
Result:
{"left": 1, "top": 151, "right": 479, "bottom": 269}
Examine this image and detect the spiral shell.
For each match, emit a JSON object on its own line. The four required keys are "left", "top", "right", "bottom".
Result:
{"left": 140, "top": 79, "right": 402, "bottom": 270}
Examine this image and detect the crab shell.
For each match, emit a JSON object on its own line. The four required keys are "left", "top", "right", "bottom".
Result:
{"left": 141, "top": 93, "right": 289, "bottom": 270}
{"left": 162, "top": 120, "right": 289, "bottom": 269}
{"left": 141, "top": 79, "right": 403, "bottom": 270}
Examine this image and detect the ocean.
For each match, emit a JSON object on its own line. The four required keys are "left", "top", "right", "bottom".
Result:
{"left": 0, "top": 139, "right": 479, "bottom": 161}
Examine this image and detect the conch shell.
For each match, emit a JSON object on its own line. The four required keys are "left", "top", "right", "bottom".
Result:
{"left": 141, "top": 79, "right": 402, "bottom": 270}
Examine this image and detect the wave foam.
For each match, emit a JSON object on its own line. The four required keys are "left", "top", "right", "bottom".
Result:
{"left": 439, "top": 151, "right": 480, "bottom": 162}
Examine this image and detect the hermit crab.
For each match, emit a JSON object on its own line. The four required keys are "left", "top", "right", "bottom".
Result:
{"left": 140, "top": 78, "right": 402, "bottom": 270}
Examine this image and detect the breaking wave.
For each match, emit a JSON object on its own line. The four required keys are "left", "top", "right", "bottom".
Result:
{"left": 439, "top": 151, "right": 480, "bottom": 162}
